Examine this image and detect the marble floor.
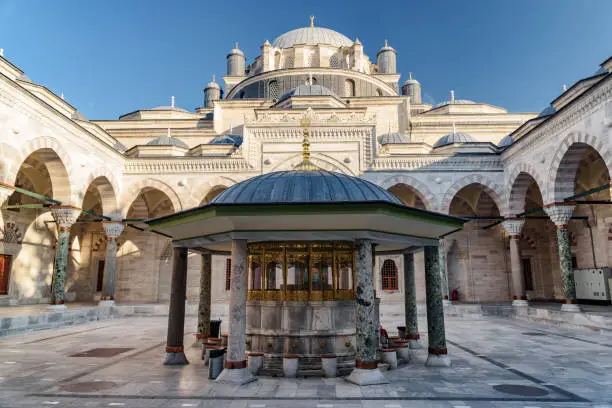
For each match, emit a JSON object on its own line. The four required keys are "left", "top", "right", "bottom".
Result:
{"left": 0, "top": 314, "right": 611, "bottom": 408}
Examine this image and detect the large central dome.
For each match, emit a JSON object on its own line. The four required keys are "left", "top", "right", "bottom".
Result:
{"left": 273, "top": 26, "right": 354, "bottom": 49}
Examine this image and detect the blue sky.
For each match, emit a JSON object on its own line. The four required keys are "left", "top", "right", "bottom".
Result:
{"left": 1, "top": 0, "right": 610, "bottom": 119}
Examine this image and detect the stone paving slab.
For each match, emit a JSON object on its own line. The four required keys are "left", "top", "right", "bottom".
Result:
{"left": 0, "top": 316, "right": 611, "bottom": 407}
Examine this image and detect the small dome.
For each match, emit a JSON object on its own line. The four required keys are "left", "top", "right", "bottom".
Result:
{"left": 497, "top": 134, "right": 514, "bottom": 148}
{"left": 210, "top": 170, "right": 402, "bottom": 205}
{"left": 378, "top": 132, "right": 409, "bottom": 145}
{"left": 435, "top": 99, "right": 476, "bottom": 108}
{"left": 377, "top": 40, "right": 396, "bottom": 56}
{"left": 537, "top": 105, "right": 556, "bottom": 117}
{"left": 146, "top": 135, "right": 189, "bottom": 149}
{"left": 278, "top": 84, "right": 338, "bottom": 102}
{"left": 228, "top": 47, "right": 244, "bottom": 57}
{"left": 150, "top": 105, "right": 189, "bottom": 113}
{"left": 434, "top": 131, "right": 476, "bottom": 148}
{"left": 205, "top": 80, "right": 221, "bottom": 90}
{"left": 209, "top": 134, "right": 243, "bottom": 146}
{"left": 17, "top": 73, "right": 32, "bottom": 83}
{"left": 273, "top": 26, "right": 353, "bottom": 49}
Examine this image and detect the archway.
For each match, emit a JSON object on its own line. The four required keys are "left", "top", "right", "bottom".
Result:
{"left": 387, "top": 184, "right": 427, "bottom": 210}
{"left": 201, "top": 185, "right": 228, "bottom": 206}
{"left": 447, "top": 183, "right": 507, "bottom": 303}
{"left": 4, "top": 148, "right": 72, "bottom": 301}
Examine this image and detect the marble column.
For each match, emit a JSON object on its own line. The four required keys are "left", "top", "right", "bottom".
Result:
{"left": 438, "top": 239, "right": 451, "bottom": 306}
{"left": 502, "top": 219, "right": 528, "bottom": 306}
{"left": 49, "top": 206, "right": 81, "bottom": 310}
{"left": 100, "top": 221, "right": 125, "bottom": 306}
{"left": 544, "top": 203, "right": 580, "bottom": 312}
{"left": 347, "top": 239, "right": 388, "bottom": 385}
{"left": 424, "top": 245, "right": 450, "bottom": 367}
{"left": 197, "top": 253, "right": 212, "bottom": 340}
{"left": 216, "top": 239, "right": 256, "bottom": 384}
{"left": 403, "top": 252, "right": 421, "bottom": 349}
{"left": 164, "top": 246, "right": 189, "bottom": 365}
{"left": 0, "top": 184, "right": 15, "bottom": 234}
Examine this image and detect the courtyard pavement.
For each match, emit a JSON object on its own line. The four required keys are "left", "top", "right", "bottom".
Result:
{"left": 0, "top": 314, "right": 611, "bottom": 408}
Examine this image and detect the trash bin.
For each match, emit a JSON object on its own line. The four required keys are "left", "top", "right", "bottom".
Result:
{"left": 208, "top": 348, "right": 225, "bottom": 379}
{"left": 397, "top": 326, "right": 406, "bottom": 339}
{"left": 209, "top": 320, "right": 222, "bottom": 338}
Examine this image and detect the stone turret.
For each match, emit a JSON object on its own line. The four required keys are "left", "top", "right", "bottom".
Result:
{"left": 204, "top": 75, "right": 222, "bottom": 108}
{"left": 402, "top": 72, "right": 422, "bottom": 104}
{"left": 227, "top": 42, "right": 245, "bottom": 76}
{"left": 377, "top": 40, "right": 397, "bottom": 74}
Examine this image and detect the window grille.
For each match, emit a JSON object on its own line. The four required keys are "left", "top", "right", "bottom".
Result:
{"left": 225, "top": 258, "right": 232, "bottom": 291}
{"left": 381, "top": 259, "right": 398, "bottom": 290}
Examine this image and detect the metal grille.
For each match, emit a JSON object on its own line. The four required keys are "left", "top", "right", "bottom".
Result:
{"left": 381, "top": 259, "right": 398, "bottom": 290}
{"left": 225, "top": 258, "right": 232, "bottom": 291}
{"left": 269, "top": 80, "right": 280, "bottom": 100}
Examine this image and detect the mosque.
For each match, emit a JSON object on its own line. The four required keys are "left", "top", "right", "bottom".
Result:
{"left": 0, "top": 18, "right": 611, "bottom": 381}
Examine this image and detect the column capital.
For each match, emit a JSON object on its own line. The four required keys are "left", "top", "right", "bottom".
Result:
{"left": 50, "top": 206, "right": 81, "bottom": 230}
{"left": 502, "top": 218, "right": 525, "bottom": 238}
{"left": 102, "top": 220, "right": 125, "bottom": 239}
{"left": 544, "top": 202, "right": 576, "bottom": 227}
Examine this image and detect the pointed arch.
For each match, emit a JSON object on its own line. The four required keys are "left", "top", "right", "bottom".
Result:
{"left": 120, "top": 179, "right": 182, "bottom": 218}
{"left": 378, "top": 174, "right": 436, "bottom": 211}
{"left": 507, "top": 164, "right": 546, "bottom": 215}
{"left": 78, "top": 167, "right": 121, "bottom": 218}
{"left": 441, "top": 174, "right": 506, "bottom": 215}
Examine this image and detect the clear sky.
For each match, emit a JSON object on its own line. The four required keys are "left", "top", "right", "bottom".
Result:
{"left": 1, "top": 0, "right": 610, "bottom": 119}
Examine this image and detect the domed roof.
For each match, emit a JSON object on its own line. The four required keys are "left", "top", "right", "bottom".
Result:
{"left": 278, "top": 84, "right": 338, "bottom": 102}
{"left": 403, "top": 72, "right": 420, "bottom": 85}
{"left": 146, "top": 135, "right": 189, "bottom": 149}
{"left": 150, "top": 105, "right": 189, "bottom": 113}
{"left": 377, "top": 40, "right": 396, "bottom": 56}
{"left": 435, "top": 99, "right": 476, "bottom": 108}
{"left": 497, "top": 134, "right": 514, "bottom": 148}
{"left": 378, "top": 132, "right": 409, "bottom": 145}
{"left": 205, "top": 76, "right": 221, "bottom": 90}
{"left": 537, "top": 105, "right": 556, "bottom": 117}
{"left": 434, "top": 130, "right": 476, "bottom": 148}
{"left": 209, "top": 134, "right": 243, "bottom": 146}
{"left": 210, "top": 170, "right": 402, "bottom": 205}
{"left": 273, "top": 25, "right": 353, "bottom": 49}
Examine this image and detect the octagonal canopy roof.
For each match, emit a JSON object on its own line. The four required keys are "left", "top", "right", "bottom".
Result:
{"left": 146, "top": 168, "right": 465, "bottom": 253}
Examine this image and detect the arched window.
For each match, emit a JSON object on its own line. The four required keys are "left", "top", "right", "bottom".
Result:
{"left": 344, "top": 79, "right": 355, "bottom": 97}
{"left": 311, "top": 77, "right": 318, "bottom": 85}
{"left": 329, "top": 55, "right": 339, "bottom": 68}
{"left": 239, "top": 91, "right": 245, "bottom": 99}
{"left": 274, "top": 51, "right": 281, "bottom": 70}
{"left": 376, "top": 88, "right": 383, "bottom": 96}
{"left": 381, "top": 259, "right": 398, "bottom": 290}
{"left": 268, "top": 80, "right": 279, "bottom": 100}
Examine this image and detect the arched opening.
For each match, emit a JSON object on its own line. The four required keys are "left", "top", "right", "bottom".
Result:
{"left": 387, "top": 183, "right": 427, "bottom": 210}
{"left": 376, "top": 88, "right": 383, "bottom": 96}
{"left": 200, "top": 185, "right": 228, "bottom": 206}
{"left": 344, "top": 79, "right": 355, "bottom": 97}
{"left": 329, "top": 55, "right": 339, "bottom": 68}
{"left": 274, "top": 51, "right": 281, "bottom": 70}
{"left": 5, "top": 149, "right": 72, "bottom": 301}
{"left": 553, "top": 142, "right": 611, "bottom": 281}
{"left": 447, "top": 183, "right": 507, "bottom": 302}
{"left": 381, "top": 259, "right": 398, "bottom": 291}
{"left": 120, "top": 187, "right": 177, "bottom": 302}
{"left": 268, "top": 80, "right": 280, "bottom": 101}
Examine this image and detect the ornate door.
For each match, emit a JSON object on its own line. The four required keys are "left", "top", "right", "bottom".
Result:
{"left": 0, "top": 255, "right": 11, "bottom": 295}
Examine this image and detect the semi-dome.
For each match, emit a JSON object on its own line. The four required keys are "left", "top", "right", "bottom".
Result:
{"left": 278, "top": 84, "right": 338, "bottom": 102}
{"left": 146, "top": 135, "right": 189, "bottom": 149}
{"left": 378, "top": 132, "right": 409, "bottom": 145}
{"left": 434, "top": 130, "right": 476, "bottom": 148}
{"left": 209, "top": 134, "right": 243, "bottom": 146}
{"left": 273, "top": 26, "right": 353, "bottom": 49}
{"left": 210, "top": 170, "right": 402, "bottom": 205}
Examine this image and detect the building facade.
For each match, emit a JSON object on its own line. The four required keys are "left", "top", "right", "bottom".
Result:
{"left": 0, "top": 21, "right": 611, "bottom": 317}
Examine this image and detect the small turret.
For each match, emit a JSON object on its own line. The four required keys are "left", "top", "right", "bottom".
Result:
{"left": 227, "top": 42, "right": 245, "bottom": 76}
{"left": 401, "top": 72, "right": 422, "bottom": 104}
{"left": 204, "top": 75, "right": 222, "bottom": 108}
{"left": 377, "top": 39, "right": 397, "bottom": 74}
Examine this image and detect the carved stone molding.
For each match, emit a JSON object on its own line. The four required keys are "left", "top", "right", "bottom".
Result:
{"left": 371, "top": 156, "right": 503, "bottom": 171}
{"left": 502, "top": 219, "right": 525, "bottom": 237}
{"left": 544, "top": 203, "right": 576, "bottom": 227}
{"left": 102, "top": 221, "right": 125, "bottom": 239}
{"left": 50, "top": 206, "right": 81, "bottom": 229}
{"left": 124, "top": 159, "right": 254, "bottom": 174}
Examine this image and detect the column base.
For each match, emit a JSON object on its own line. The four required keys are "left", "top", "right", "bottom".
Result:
{"left": 47, "top": 304, "right": 67, "bottom": 312}
{"left": 442, "top": 299, "right": 452, "bottom": 307}
{"left": 512, "top": 299, "right": 529, "bottom": 307}
{"left": 408, "top": 339, "right": 423, "bottom": 349}
{"left": 214, "top": 367, "right": 257, "bottom": 385}
{"left": 561, "top": 303, "right": 581, "bottom": 313}
{"left": 163, "top": 351, "right": 189, "bottom": 365}
{"left": 98, "top": 300, "right": 115, "bottom": 307}
{"left": 425, "top": 353, "right": 451, "bottom": 367}
{"left": 345, "top": 368, "right": 389, "bottom": 385}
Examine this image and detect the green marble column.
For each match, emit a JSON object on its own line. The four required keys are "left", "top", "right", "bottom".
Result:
{"left": 403, "top": 252, "right": 421, "bottom": 349}
{"left": 197, "top": 253, "right": 212, "bottom": 339}
{"left": 49, "top": 206, "right": 81, "bottom": 308}
{"left": 438, "top": 239, "right": 450, "bottom": 304}
{"left": 424, "top": 245, "right": 450, "bottom": 367}
{"left": 346, "top": 239, "right": 388, "bottom": 385}
{"left": 544, "top": 203, "right": 580, "bottom": 312}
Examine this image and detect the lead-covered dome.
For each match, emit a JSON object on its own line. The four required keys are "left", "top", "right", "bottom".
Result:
{"left": 273, "top": 26, "right": 353, "bottom": 49}
{"left": 210, "top": 170, "right": 402, "bottom": 205}
{"left": 146, "top": 135, "right": 189, "bottom": 148}
{"left": 434, "top": 131, "right": 476, "bottom": 148}
{"left": 378, "top": 132, "right": 409, "bottom": 145}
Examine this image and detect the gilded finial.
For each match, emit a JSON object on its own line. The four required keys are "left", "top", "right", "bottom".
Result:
{"left": 295, "top": 108, "right": 319, "bottom": 171}
{"left": 310, "top": 16, "right": 315, "bottom": 27}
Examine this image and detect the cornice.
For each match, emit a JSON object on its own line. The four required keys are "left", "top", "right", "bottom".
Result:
{"left": 370, "top": 155, "right": 503, "bottom": 171}
{"left": 502, "top": 76, "right": 612, "bottom": 163}
{"left": 123, "top": 158, "right": 254, "bottom": 174}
